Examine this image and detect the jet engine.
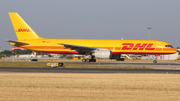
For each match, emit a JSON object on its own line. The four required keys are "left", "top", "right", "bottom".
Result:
{"left": 92, "top": 49, "right": 112, "bottom": 59}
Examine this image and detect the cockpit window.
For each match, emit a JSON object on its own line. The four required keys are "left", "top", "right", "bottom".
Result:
{"left": 165, "top": 45, "right": 174, "bottom": 48}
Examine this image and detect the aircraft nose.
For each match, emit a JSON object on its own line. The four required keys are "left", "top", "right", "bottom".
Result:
{"left": 173, "top": 48, "right": 177, "bottom": 53}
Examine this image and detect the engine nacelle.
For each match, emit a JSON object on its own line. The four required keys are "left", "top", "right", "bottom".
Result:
{"left": 92, "top": 49, "right": 112, "bottom": 59}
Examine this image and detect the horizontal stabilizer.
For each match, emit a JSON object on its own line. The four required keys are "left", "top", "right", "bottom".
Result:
{"left": 5, "top": 40, "right": 29, "bottom": 45}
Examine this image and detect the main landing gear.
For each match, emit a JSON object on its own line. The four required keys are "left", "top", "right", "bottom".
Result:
{"left": 82, "top": 54, "right": 96, "bottom": 62}
{"left": 82, "top": 55, "right": 96, "bottom": 62}
{"left": 82, "top": 59, "right": 96, "bottom": 62}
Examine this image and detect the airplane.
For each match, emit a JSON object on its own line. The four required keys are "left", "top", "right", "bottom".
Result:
{"left": 3, "top": 51, "right": 63, "bottom": 61}
{"left": 4, "top": 51, "right": 37, "bottom": 61}
{"left": 15, "top": 51, "right": 36, "bottom": 58}
{"left": 6, "top": 12, "right": 177, "bottom": 63}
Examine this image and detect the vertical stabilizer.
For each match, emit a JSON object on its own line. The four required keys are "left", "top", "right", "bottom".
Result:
{"left": 30, "top": 51, "right": 36, "bottom": 58}
{"left": 9, "top": 12, "right": 42, "bottom": 40}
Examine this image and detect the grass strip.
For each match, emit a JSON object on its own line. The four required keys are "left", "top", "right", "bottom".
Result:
{"left": 0, "top": 62, "right": 149, "bottom": 69}
{"left": 0, "top": 62, "right": 46, "bottom": 67}
{"left": 64, "top": 63, "right": 148, "bottom": 69}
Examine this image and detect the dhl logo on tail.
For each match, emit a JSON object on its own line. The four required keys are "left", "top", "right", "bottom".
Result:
{"left": 122, "top": 43, "right": 155, "bottom": 50}
{"left": 15, "top": 29, "right": 32, "bottom": 32}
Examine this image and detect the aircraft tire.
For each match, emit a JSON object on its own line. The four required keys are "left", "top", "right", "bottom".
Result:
{"left": 92, "top": 59, "right": 96, "bottom": 62}
{"left": 30, "top": 59, "right": 37, "bottom": 61}
{"left": 87, "top": 59, "right": 92, "bottom": 62}
{"left": 82, "top": 59, "right": 87, "bottom": 62}
{"left": 153, "top": 60, "right": 157, "bottom": 63}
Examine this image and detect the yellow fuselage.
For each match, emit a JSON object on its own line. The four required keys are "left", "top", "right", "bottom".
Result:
{"left": 11, "top": 39, "right": 177, "bottom": 55}
{"left": 8, "top": 12, "right": 177, "bottom": 56}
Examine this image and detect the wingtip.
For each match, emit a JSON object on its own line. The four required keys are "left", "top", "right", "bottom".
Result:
{"left": 8, "top": 12, "right": 17, "bottom": 14}
{"left": 4, "top": 40, "right": 11, "bottom": 42}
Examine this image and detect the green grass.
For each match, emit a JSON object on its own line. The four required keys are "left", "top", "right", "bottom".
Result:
{"left": 0, "top": 62, "right": 46, "bottom": 67}
{"left": 0, "top": 62, "right": 149, "bottom": 69}
{"left": 64, "top": 63, "right": 149, "bottom": 69}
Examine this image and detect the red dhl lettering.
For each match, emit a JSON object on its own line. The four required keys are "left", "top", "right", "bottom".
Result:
{"left": 122, "top": 43, "right": 134, "bottom": 50}
{"left": 122, "top": 43, "right": 155, "bottom": 50}
{"left": 15, "top": 29, "right": 32, "bottom": 32}
{"left": 133, "top": 43, "right": 147, "bottom": 50}
{"left": 145, "top": 44, "right": 155, "bottom": 50}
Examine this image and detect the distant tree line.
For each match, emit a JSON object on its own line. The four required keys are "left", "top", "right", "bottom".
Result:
{"left": 0, "top": 49, "right": 32, "bottom": 57}
{"left": 176, "top": 47, "right": 180, "bottom": 55}
{"left": 0, "top": 49, "right": 47, "bottom": 57}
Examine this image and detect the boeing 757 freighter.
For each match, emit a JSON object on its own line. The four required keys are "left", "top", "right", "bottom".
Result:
{"left": 6, "top": 12, "right": 177, "bottom": 63}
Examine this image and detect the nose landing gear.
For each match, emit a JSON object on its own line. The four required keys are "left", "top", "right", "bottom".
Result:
{"left": 153, "top": 54, "right": 159, "bottom": 63}
{"left": 153, "top": 60, "right": 157, "bottom": 63}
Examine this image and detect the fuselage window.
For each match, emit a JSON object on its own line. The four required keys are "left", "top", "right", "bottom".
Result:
{"left": 165, "top": 45, "right": 173, "bottom": 48}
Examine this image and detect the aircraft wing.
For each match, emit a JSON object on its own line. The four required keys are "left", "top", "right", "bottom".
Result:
{"left": 5, "top": 40, "right": 29, "bottom": 45}
{"left": 58, "top": 43, "right": 97, "bottom": 53}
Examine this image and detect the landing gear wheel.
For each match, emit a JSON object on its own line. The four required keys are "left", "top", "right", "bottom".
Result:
{"left": 153, "top": 60, "right": 157, "bottom": 63}
{"left": 82, "top": 59, "right": 87, "bottom": 62}
{"left": 87, "top": 59, "right": 92, "bottom": 62}
{"left": 92, "top": 59, "right": 96, "bottom": 62}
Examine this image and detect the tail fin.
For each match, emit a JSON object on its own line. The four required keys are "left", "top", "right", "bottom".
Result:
{"left": 30, "top": 51, "right": 36, "bottom": 58}
{"left": 9, "top": 12, "right": 42, "bottom": 40}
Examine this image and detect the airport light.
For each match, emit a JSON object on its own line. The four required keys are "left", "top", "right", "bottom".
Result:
{"left": 147, "top": 27, "right": 152, "bottom": 40}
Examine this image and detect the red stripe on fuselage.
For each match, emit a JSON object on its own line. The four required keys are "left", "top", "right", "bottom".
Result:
{"left": 39, "top": 51, "right": 174, "bottom": 55}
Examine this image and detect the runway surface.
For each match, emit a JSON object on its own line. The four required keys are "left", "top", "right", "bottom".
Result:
{"left": 1, "top": 67, "right": 180, "bottom": 74}
{"left": 1, "top": 61, "right": 180, "bottom": 73}
{"left": 66, "top": 61, "right": 180, "bottom": 66}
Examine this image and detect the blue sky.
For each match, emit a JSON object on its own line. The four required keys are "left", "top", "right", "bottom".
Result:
{"left": 1, "top": 0, "right": 180, "bottom": 50}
